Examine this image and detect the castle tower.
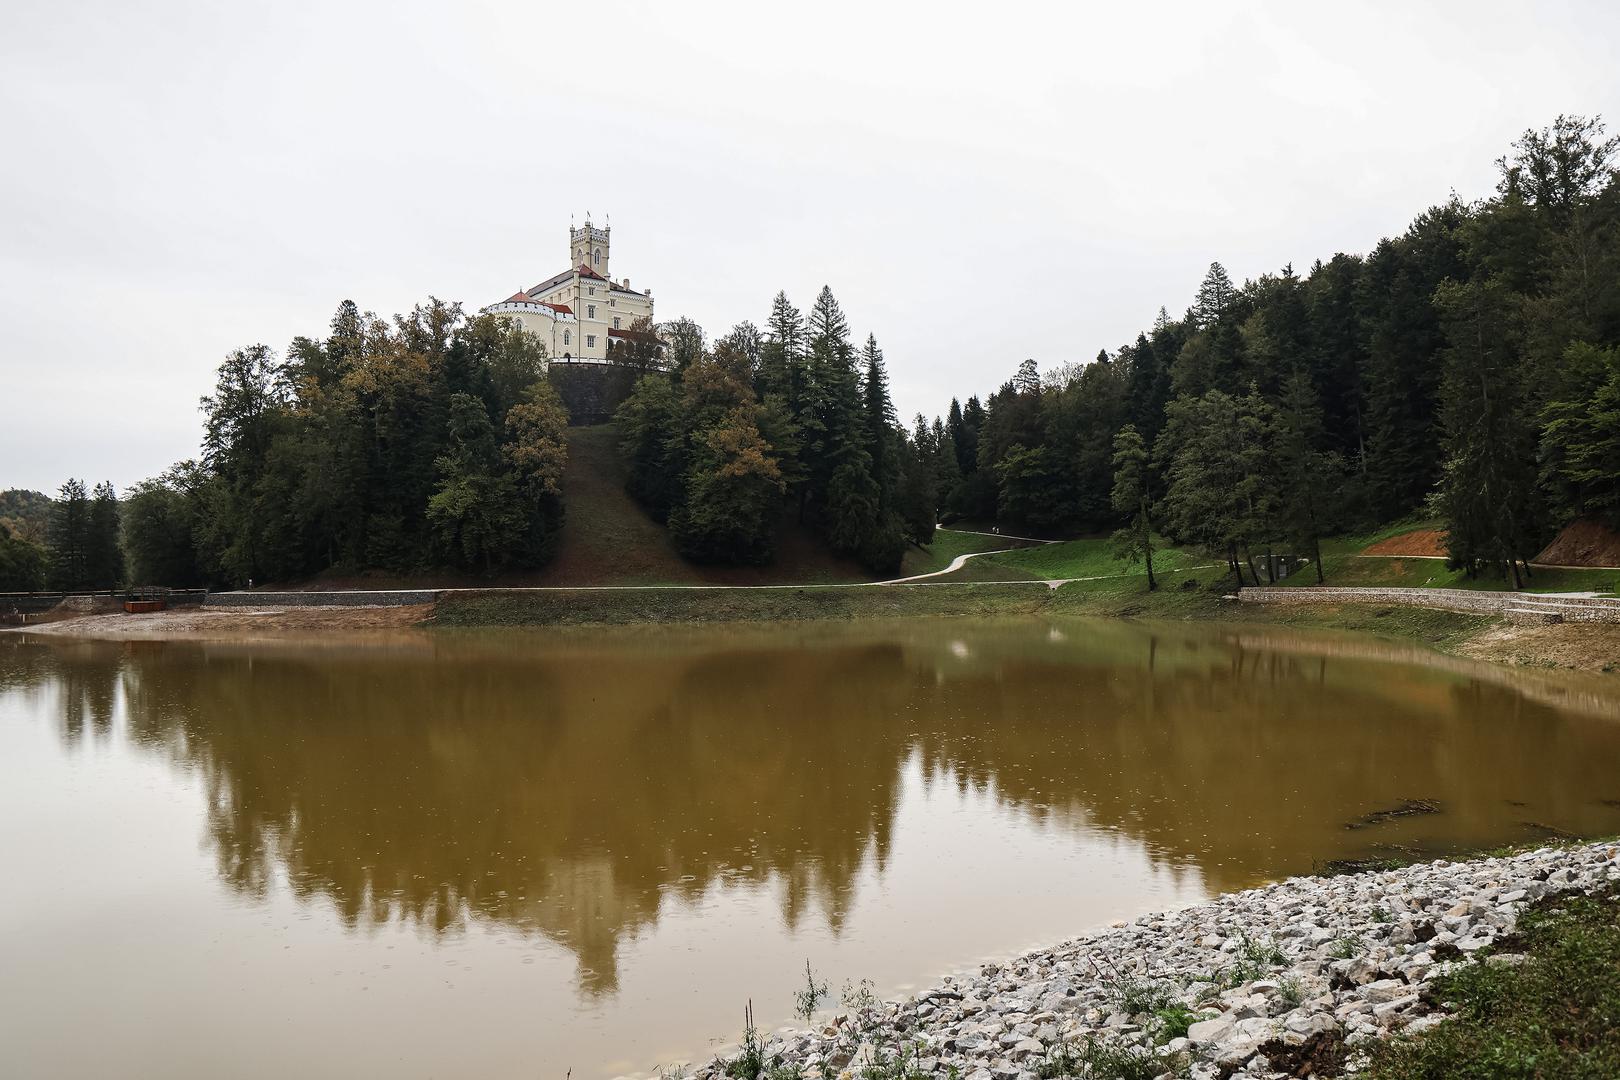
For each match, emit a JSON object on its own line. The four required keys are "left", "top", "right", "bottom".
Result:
{"left": 570, "top": 217, "right": 611, "bottom": 277}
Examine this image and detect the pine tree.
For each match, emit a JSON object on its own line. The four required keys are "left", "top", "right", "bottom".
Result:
{"left": 1013, "top": 358, "right": 1040, "bottom": 395}
{"left": 49, "top": 478, "right": 91, "bottom": 589}
{"left": 1273, "top": 372, "right": 1343, "bottom": 583}
{"left": 1109, "top": 425, "right": 1156, "bottom": 590}
{"left": 1190, "top": 261, "right": 1237, "bottom": 328}
{"left": 1433, "top": 279, "right": 1541, "bottom": 584}
{"left": 861, "top": 334, "right": 899, "bottom": 508}
{"left": 896, "top": 415, "right": 938, "bottom": 545}
{"left": 87, "top": 481, "right": 123, "bottom": 589}
{"left": 760, "top": 291, "right": 806, "bottom": 408}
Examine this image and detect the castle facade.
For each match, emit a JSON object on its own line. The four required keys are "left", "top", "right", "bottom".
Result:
{"left": 488, "top": 218, "right": 655, "bottom": 362}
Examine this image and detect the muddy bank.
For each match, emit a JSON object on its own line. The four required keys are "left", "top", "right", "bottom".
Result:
{"left": 1458, "top": 619, "right": 1620, "bottom": 673}
{"left": 10, "top": 589, "right": 1620, "bottom": 679}
{"left": 4, "top": 604, "right": 433, "bottom": 641}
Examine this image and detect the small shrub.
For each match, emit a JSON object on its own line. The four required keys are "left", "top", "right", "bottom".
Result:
{"left": 1115, "top": 976, "right": 1174, "bottom": 1016}
{"left": 1330, "top": 934, "right": 1363, "bottom": 960}
{"left": 724, "top": 1002, "right": 769, "bottom": 1080}
{"left": 793, "top": 960, "right": 829, "bottom": 1025}
{"left": 1238, "top": 931, "right": 1287, "bottom": 968}
{"left": 1152, "top": 1002, "right": 1197, "bottom": 1042}
{"left": 1278, "top": 975, "right": 1304, "bottom": 1009}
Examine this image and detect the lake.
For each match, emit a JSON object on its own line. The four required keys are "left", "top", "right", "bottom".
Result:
{"left": 2, "top": 618, "right": 1618, "bottom": 1077}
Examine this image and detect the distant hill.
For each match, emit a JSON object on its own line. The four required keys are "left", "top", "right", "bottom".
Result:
{"left": 0, "top": 489, "right": 52, "bottom": 545}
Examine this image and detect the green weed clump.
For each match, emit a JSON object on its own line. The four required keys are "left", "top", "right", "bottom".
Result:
{"left": 1037, "top": 1036, "right": 1184, "bottom": 1080}
{"left": 1362, "top": 888, "right": 1620, "bottom": 1079}
{"left": 1151, "top": 1002, "right": 1198, "bottom": 1043}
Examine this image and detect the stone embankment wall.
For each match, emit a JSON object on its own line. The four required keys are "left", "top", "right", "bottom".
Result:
{"left": 547, "top": 362, "right": 639, "bottom": 425}
{"left": 205, "top": 590, "right": 437, "bottom": 608}
{"left": 689, "top": 842, "right": 1620, "bottom": 1080}
{"left": 1240, "top": 586, "right": 1620, "bottom": 623}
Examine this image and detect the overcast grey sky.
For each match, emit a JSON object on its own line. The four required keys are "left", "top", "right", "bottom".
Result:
{"left": 2, "top": 0, "right": 1616, "bottom": 494}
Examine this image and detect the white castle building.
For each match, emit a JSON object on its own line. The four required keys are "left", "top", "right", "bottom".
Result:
{"left": 488, "top": 218, "right": 655, "bottom": 362}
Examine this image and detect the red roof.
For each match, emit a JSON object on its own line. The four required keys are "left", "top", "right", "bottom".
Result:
{"left": 576, "top": 263, "right": 607, "bottom": 281}
{"left": 499, "top": 292, "right": 572, "bottom": 315}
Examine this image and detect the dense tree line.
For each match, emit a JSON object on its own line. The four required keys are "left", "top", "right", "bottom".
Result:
{"left": 116, "top": 301, "right": 569, "bottom": 587}
{"left": 615, "top": 287, "right": 938, "bottom": 574}
{"left": 0, "top": 489, "right": 51, "bottom": 589}
{"left": 923, "top": 115, "right": 1620, "bottom": 586}
{"left": 12, "top": 115, "right": 1613, "bottom": 593}
{"left": 0, "top": 481, "right": 127, "bottom": 591}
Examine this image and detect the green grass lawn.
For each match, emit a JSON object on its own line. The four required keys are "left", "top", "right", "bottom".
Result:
{"left": 1363, "top": 885, "right": 1620, "bottom": 1079}
{"left": 938, "top": 536, "right": 1211, "bottom": 583}
{"left": 1315, "top": 555, "right": 1619, "bottom": 595}
{"left": 895, "top": 528, "right": 1032, "bottom": 578}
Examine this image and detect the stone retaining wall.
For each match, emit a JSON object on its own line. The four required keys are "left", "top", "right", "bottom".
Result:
{"left": 1240, "top": 586, "right": 1620, "bottom": 623}
{"left": 205, "top": 590, "right": 438, "bottom": 608}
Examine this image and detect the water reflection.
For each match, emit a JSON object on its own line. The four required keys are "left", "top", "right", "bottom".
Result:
{"left": 2, "top": 619, "right": 1620, "bottom": 1075}
{"left": 7, "top": 620, "right": 1620, "bottom": 997}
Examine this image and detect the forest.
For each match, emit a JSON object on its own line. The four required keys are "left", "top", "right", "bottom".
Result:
{"left": 1, "top": 114, "right": 1615, "bottom": 592}
{"left": 618, "top": 114, "right": 1620, "bottom": 587}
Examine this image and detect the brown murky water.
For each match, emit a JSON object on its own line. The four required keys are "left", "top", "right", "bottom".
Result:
{"left": 2, "top": 618, "right": 1618, "bottom": 1077}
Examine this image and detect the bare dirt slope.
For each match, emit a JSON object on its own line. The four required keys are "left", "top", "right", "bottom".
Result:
{"left": 1364, "top": 528, "right": 1448, "bottom": 557}
{"left": 1535, "top": 518, "right": 1620, "bottom": 567}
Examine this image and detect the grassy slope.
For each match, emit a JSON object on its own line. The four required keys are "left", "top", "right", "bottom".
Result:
{"left": 895, "top": 529, "right": 1030, "bottom": 578}
{"left": 1364, "top": 884, "right": 1620, "bottom": 1079}
{"left": 534, "top": 425, "right": 874, "bottom": 587}
{"left": 969, "top": 537, "right": 1211, "bottom": 582}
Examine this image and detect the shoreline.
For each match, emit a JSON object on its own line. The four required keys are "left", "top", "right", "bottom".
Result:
{"left": 680, "top": 840, "right": 1620, "bottom": 1080}
{"left": 9, "top": 583, "right": 1620, "bottom": 676}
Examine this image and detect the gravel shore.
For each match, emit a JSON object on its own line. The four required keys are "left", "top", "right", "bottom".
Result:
{"left": 690, "top": 841, "right": 1620, "bottom": 1079}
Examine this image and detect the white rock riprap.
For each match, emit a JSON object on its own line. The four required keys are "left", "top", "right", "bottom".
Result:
{"left": 687, "top": 842, "right": 1620, "bottom": 1079}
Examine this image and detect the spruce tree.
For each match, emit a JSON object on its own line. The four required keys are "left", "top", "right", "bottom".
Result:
{"left": 861, "top": 334, "right": 899, "bottom": 508}
{"left": 87, "top": 481, "right": 123, "bottom": 589}
{"left": 1109, "top": 425, "right": 1156, "bottom": 590}
{"left": 49, "top": 478, "right": 90, "bottom": 589}
{"left": 1433, "top": 279, "right": 1541, "bottom": 584}
{"left": 760, "top": 291, "right": 806, "bottom": 409}
{"left": 1190, "top": 261, "right": 1237, "bottom": 328}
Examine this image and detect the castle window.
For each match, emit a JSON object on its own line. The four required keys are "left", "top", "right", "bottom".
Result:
{"left": 586, "top": 334, "right": 597, "bottom": 348}
{"left": 593, "top": 248, "right": 600, "bottom": 265}
{"left": 613, "top": 316, "right": 621, "bottom": 329}
{"left": 587, "top": 304, "right": 596, "bottom": 318}
{"left": 563, "top": 330, "right": 571, "bottom": 346}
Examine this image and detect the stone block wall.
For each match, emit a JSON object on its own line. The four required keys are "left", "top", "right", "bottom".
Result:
{"left": 547, "top": 363, "right": 641, "bottom": 425}
{"left": 1240, "top": 586, "right": 1620, "bottom": 623}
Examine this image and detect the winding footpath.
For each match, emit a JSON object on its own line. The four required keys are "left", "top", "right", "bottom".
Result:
{"left": 685, "top": 841, "right": 1620, "bottom": 1080}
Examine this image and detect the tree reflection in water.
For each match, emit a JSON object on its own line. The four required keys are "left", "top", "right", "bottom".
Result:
{"left": 7, "top": 618, "right": 1620, "bottom": 998}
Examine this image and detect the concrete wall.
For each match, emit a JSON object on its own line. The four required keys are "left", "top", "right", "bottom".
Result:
{"left": 1240, "top": 586, "right": 1620, "bottom": 623}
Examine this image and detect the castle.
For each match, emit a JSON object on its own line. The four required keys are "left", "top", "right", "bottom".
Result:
{"left": 488, "top": 218, "right": 655, "bottom": 362}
